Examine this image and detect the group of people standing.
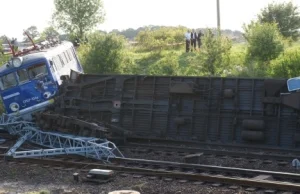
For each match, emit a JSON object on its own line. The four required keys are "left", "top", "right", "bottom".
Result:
{"left": 185, "top": 30, "right": 203, "bottom": 52}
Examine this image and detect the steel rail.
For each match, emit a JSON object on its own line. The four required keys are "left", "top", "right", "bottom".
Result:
{"left": 121, "top": 143, "right": 299, "bottom": 161}
{"left": 2, "top": 155, "right": 300, "bottom": 192}
{"left": 110, "top": 157, "right": 300, "bottom": 180}
{"left": 126, "top": 137, "right": 300, "bottom": 153}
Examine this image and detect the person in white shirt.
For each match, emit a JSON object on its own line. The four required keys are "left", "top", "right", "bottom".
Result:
{"left": 185, "top": 30, "right": 191, "bottom": 52}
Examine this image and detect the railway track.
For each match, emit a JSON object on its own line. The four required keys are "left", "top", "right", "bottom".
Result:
{"left": 1, "top": 155, "right": 300, "bottom": 192}
{"left": 120, "top": 143, "right": 299, "bottom": 164}
{"left": 1, "top": 129, "right": 300, "bottom": 192}
{"left": 125, "top": 137, "right": 300, "bottom": 153}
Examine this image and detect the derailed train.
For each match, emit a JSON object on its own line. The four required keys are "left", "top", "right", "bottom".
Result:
{"left": 1, "top": 35, "right": 300, "bottom": 149}
{"left": 46, "top": 73, "right": 300, "bottom": 149}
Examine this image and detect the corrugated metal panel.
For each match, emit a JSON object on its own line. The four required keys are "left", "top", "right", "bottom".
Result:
{"left": 56, "top": 74, "right": 300, "bottom": 149}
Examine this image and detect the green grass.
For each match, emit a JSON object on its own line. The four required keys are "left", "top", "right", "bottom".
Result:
{"left": 231, "top": 42, "right": 247, "bottom": 53}
{"left": 286, "top": 40, "right": 300, "bottom": 51}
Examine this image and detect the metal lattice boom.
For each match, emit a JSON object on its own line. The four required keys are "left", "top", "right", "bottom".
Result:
{"left": 0, "top": 114, "right": 123, "bottom": 162}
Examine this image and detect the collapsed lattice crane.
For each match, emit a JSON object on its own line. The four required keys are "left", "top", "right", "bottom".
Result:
{"left": 0, "top": 114, "right": 123, "bottom": 162}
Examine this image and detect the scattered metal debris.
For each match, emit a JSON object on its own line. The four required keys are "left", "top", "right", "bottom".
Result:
{"left": 0, "top": 114, "right": 123, "bottom": 162}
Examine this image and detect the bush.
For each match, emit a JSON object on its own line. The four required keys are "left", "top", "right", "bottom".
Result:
{"left": 243, "top": 22, "right": 285, "bottom": 62}
{"left": 148, "top": 51, "right": 180, "bottom": 75}
{"left": 78, "top": 32, "right": 128, "bottom": 74}
{"left": 118, "top": 51, "right": 139, "bottom": 74}
{"left": 269, "top": 48, "right": 300, "bottom": 78}
{"left": 135, "top": 26, "right": 187, "bottom": 50}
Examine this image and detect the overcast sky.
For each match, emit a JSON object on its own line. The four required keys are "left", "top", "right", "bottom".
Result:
{"left": 0, "top": 0, "right": 299, "bottom": 39}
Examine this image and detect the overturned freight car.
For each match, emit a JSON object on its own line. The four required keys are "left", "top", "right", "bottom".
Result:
{"left": 44, "top": 73, "right": 300, "bottom": 149}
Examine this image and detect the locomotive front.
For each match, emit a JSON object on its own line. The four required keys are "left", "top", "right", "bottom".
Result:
{"left": 0, "top": 54, "right": 58, "bottom": 120}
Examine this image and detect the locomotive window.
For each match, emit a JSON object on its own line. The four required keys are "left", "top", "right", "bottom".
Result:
{"left": 58, "top": 54, "right": 66, "bottom": 67}
{"left": 70, "top": 48, "right": 77, "bottom": 59}
{"left": 49, "top": 60, "right": 56, "bottom": 72}
{"left": 28, "top": 63, "right": 48, "bottom": 79}
{"left": 0, "top": 73, "right": 17, "bottom": 90}
{"left": 63, "top": 52, "right": 69, "bottom": 63}
{"left": 17, "top": 69, "right": 29, "bottom": 84}
{"left": 53, "top": 56, "right": 62, "bottom": 69}
{"left": 67, "top": 49, "right": 73, "bottom": 61}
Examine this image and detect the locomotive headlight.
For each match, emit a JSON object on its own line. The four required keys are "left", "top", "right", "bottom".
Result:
{"left": 12, "top": 57, "right": 23, "bottom": 68}
{"left": 43, "top": 91, "right": 51, "bottom": 99}
{"left": 9, "top": 102, "right": 20, "bottom": 112}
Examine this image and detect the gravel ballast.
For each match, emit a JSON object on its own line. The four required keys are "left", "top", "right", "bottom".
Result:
{"left": 0, "top": 160, "right": 289, "bottom": 194}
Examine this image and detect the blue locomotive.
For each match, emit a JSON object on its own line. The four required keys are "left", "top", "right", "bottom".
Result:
{"left": 0, "top": 34, "right": 83, "bottom": 119}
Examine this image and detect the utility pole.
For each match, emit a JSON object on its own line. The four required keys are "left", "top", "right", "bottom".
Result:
{"left": 217, "top": 0, "right": 221, "bottom": 35}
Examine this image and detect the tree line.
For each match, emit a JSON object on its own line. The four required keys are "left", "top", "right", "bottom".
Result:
{"left": 1, "top": 0, "right": 300, "bottom": 79}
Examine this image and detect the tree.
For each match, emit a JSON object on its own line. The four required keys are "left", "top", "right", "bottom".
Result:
{"left": 77, "top": 32, "right": 128, "bottom": 74}
{"left": 119, "top": 28, "right": 138, "bottom": 40}
{"left": 243, "top": 22, "right": 284, "bottom": 62}
{"left": 24, "top": 26, "right": 40, "bottom": 41}
{"left": 40, "top": 27, "right": 60, "bottom": 40}
{"left": 53, "top": 0, "right": 105, "bottom": 40}
{"left": 258, "top": 2, "right": 300, "bottom": 40}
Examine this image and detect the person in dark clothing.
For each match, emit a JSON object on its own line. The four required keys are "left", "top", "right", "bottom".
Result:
{"left": 190, "top": 29, "right": 197, "bottom": 51}
{"left": 197, "top": 30, "right": 203, "bottom": 49}
{"left": 185, "top": 30, "right": 191, "bottom": 52}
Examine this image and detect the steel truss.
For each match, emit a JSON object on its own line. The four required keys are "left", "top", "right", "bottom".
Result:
{"left": 0, "top": 114, "right": 123, "bottom": 162}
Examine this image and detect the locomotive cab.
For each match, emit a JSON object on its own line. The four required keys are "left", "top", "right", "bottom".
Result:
{"left": 0, "top": 35, "right": 83, "bottom": 120}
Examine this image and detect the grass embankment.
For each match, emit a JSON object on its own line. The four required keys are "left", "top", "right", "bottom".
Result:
{"left": 125, "top": 41, "right": 300, "bottom": 78}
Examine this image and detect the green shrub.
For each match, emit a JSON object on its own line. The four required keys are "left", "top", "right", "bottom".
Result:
{"left": 78, "top": 32, "right": 128, "bottom": 74}
{"left": 135, "top": 26, "right": 187, "bottom": 51}
{"left": 183, "top": 29, "right": 232, "bottom": 76}
{"left": 148, "top": 51, "right": 180, "bottom": 75}
{"left": 243, "top": 22, "right": 285, "bottom": 62}
{"left": 269, "top": 48, "right": 300, "bottom": 78}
